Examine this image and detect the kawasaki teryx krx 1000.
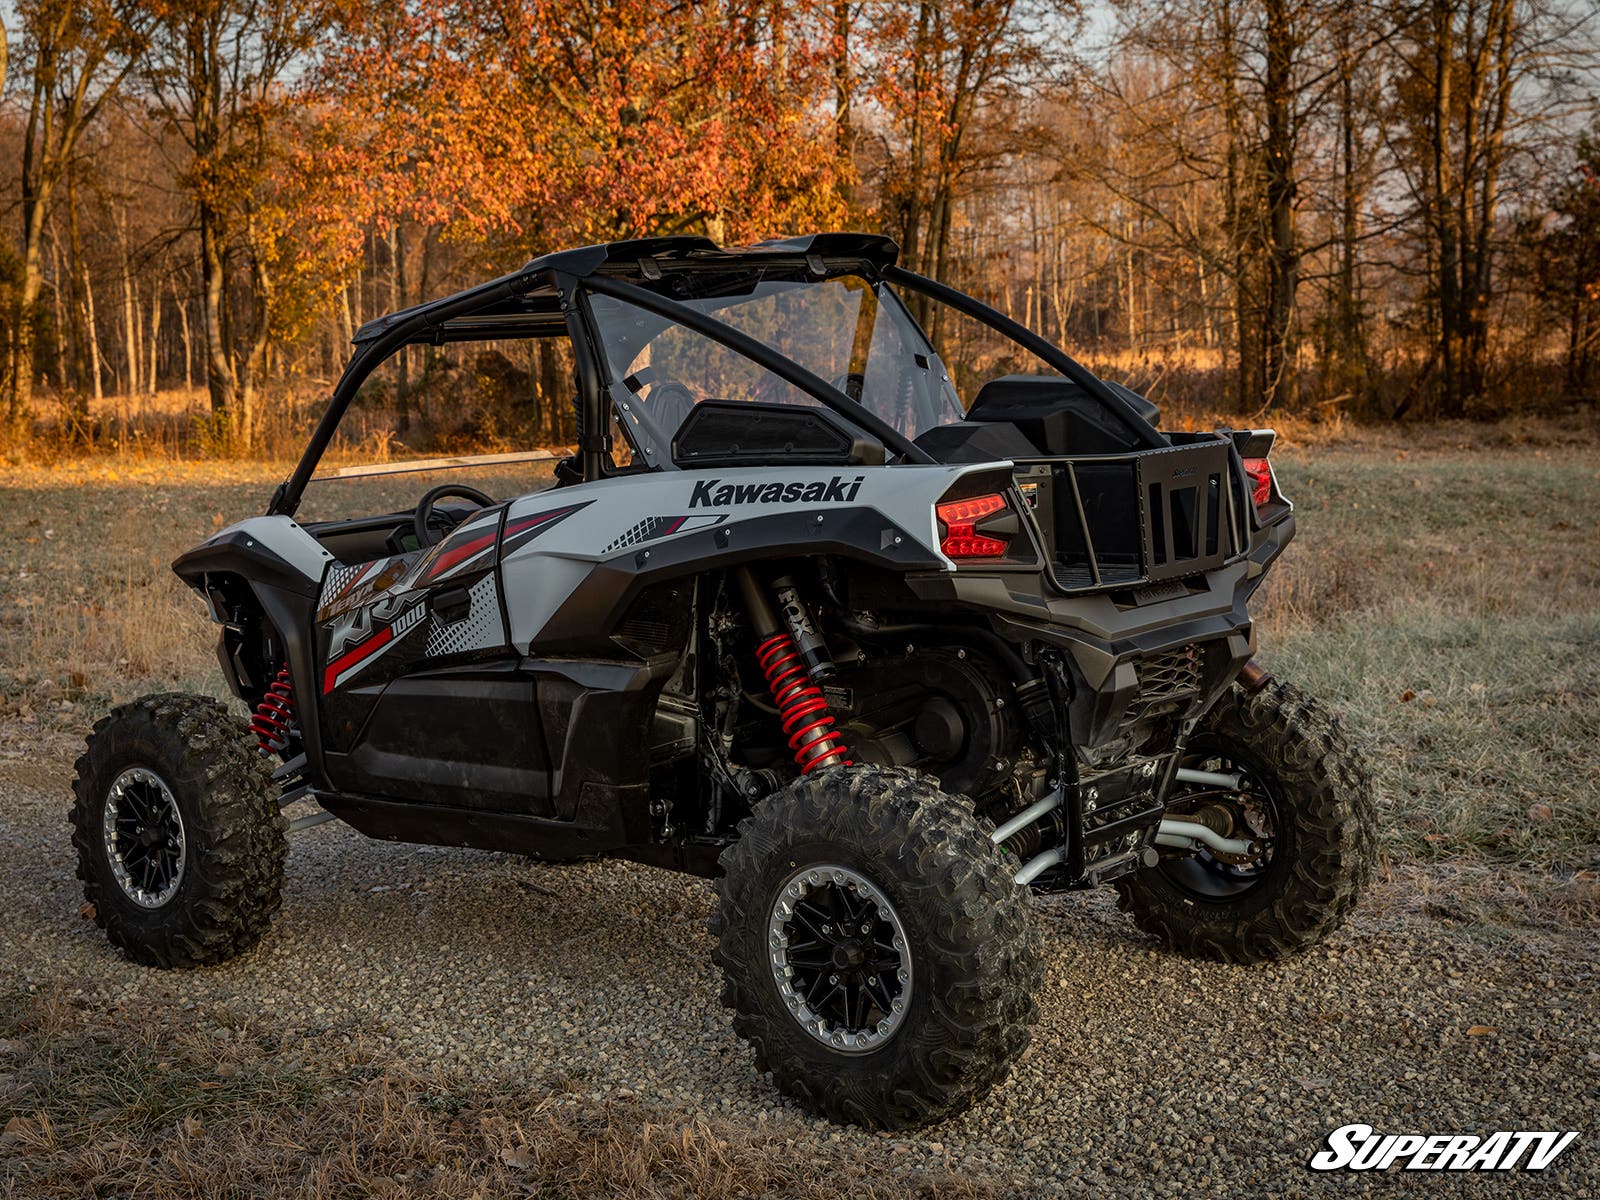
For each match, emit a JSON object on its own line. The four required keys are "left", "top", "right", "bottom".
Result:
{"left": 72, "top": 234, "right": 1374, "bottom": 1129}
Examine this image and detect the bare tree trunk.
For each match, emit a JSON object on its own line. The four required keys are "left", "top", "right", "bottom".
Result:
{"left": 1464, "top": 0, "right": 1515, "bottom": 401}
{"left": 770, "top": 0, "right": 787, "bottom": 91}
{"left": 200, "top": 208, "right": 238, "bottom": 420}
{"left": 84, "top": 270, "right": 102, "bottom": 404}
{"left": 1334, "top": 22, "right": 1368, "bottom": 408}
{"left": 537, "top": 336, "right": 562, "bottom": 446}
{"left": 184, "top": 6, "right": 241, "bottom": 433}
{"left": 119, "top": 209, "right": 141, "bottom": 397}
{"left": 47, "top": 220, "right": 69, "bottom": 400}
{"left": 1215, "top": 0, "right": 1258, "bottom": 410}
{"left": 147, "top": 277, "right": 162, "bottom": 396}
{"left": 832, "top": 0, "right": 853, "bottom": 168}
{"left": 176, "top": 284, "right": 193, "bottom": 391}
{"left": 63, "top": 165, "right": 100, "bottom": 405}
{"left": 235, "top": 213, "right": 276, "bottom": 445}
{"left": 391, "top": 223, "right": 408, "bottom": 429}
{"left": 902, "top": 0, "right": 932, "bottom": 277}
{"left": 1431, "top": 0, "right": 1461, "bottom": 416}
{"left": 13, "top": 137, "right": 48, "bottom": 422}
{"left": 1261, "top": 0, "right": 1298, "bottom": 411}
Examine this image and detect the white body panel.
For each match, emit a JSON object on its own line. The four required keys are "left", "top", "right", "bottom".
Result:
{"left": 498, "top": 463, "right": 1003, "bottom": 652}
{"left": 217, "top": 516, "right": 335, "bottom": 581}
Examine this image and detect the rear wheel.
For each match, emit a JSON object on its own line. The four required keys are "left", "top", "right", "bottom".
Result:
{"left": 71, "top": 693, "right": 286, "bottom": 968}
{"left": 714, "top": 765, "right": 1040, "bottom": 1129}
{"left": 1115, "top": 678, "right": 1375, "bottom": 962}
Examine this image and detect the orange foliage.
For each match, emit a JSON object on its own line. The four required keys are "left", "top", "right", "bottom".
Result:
{"left": 304, "top": 0, "right": 849, "bottom": 255}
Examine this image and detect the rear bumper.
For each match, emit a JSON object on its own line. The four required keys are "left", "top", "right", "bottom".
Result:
{"left": 909, "top": 509, "right": 1291, "bottom": 750}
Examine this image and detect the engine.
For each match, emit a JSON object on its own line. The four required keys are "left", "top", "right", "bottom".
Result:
{"left": 829, "top": 643, "right": 1025, "bottom": 805}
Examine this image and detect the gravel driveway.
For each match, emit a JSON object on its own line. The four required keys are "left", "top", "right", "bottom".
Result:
{"left": 4, "top": 750, "right": 1595, "bottom": 1197}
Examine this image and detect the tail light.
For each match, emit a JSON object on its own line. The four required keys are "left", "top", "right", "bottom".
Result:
{"left": 1242, "top": 458, "right": 1273, "bottom": 507}
{"left": 936, "top": 493, "right": 1011, "bottom": 558}
{"left": 1230, "top": 429, "right": 1279, "bottom": 510}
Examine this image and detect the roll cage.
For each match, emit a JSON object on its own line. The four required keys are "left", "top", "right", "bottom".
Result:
{"left": 267, "top": 232, "right": 1164, "bottom": 519}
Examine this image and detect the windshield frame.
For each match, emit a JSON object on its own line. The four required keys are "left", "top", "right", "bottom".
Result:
{"left": 577, "top": 272, "right": 936, "bottom": 466}
{"left": 584, "top": 271, "right": 962, "bottom": 469}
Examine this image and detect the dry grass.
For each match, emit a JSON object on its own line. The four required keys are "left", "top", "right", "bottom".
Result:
{"left": 1254, "top": 443, "right": 1600, "bottom": 922}
{"left": 0, "top": 466, "right": 279, "bottom": 720}
{"left": 0, "top": 989, "right": 995, "bottom": 1199}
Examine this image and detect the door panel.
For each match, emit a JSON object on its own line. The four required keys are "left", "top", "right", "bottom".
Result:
{"left": 327, "top": 665, "right": 550, "bottom": 812}
{"left": 314, "top": 506, "right": 551, "bottom": 811}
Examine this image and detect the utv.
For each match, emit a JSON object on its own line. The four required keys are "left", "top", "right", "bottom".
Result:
{"left": 72, "top": 234, "right": 1373, "bottom": 1129}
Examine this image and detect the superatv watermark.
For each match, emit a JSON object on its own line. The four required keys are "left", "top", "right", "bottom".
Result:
{"left": 690, "top": 475, "right": 865, "bottom": 508}
{"left": 1309, "top": 1124, "right": 1578, "bottom": 1172}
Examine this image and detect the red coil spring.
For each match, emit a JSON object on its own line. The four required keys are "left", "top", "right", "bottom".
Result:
{"left": 249, "top": 666, "right": 296, "bottom": 755}
{"left": 756, "top": 633, "right": 850, "bottom": 775}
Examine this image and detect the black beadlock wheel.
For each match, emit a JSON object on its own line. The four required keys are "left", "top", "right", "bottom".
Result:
{"left": 713, "top": 765, "right": 1041, "bottom": 1130}
{"left": 1114, "top": 677, "right": 1376, "bottom": 963}
{"left": 71, "top": 693, "right": 287, "bottom": 968}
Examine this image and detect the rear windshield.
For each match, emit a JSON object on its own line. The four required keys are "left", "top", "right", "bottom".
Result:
{"left": 587, "top": 273, "right": 964, "bottom": 465}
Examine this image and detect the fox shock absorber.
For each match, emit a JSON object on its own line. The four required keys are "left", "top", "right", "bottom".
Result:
{"left": 772, "top": 575, "right": 834, "bottom": 680}
{"left": 737, "top": 568, "right": 850, "bottom": 774}
{"left": 248, "top": 665, "right": 297, "bottom": 755}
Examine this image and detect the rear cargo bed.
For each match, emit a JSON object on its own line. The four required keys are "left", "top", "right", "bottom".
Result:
{"left": 1011, "top": 434, "right": 1246, "bottom": 594}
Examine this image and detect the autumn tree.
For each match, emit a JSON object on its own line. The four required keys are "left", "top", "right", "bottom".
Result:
{"left": 863, "top": 0, "right": 1075, "bottom": 324}
{"left": 317, "top": 0, "right": 846, "bottom": 249}
{"left": 1535, "top": 126, "right": 1600, "bottom": 399}
{"left": 5, "top": 0, "right": 149, "bottom": 424}
{"left": 1385, "top": 0, "right": 1592, "bottom": 414}
{"left": 142, "top": 0, "right": 332, "bottom": 441}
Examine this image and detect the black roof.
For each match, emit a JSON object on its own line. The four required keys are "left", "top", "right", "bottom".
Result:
{"left": 352, "top": 232, "right": 900, "bottom": 344}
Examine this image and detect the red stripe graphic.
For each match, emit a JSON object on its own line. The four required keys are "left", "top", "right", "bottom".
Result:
{"left": 504, "top": 507, "right": 571, "bottom": 536}
{"left": 425, "top": 529, "right": 498, "bottom": 581}
{"left": 322, "top": 626, "right": 393, "bottom": 694}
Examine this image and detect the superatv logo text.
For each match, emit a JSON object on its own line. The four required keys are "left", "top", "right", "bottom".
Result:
{"left": 1309, "top": 1124, "right": 1578, "bottom": 1172}
{"left": 690, "top": 475, "right": 865, "bottom": 508}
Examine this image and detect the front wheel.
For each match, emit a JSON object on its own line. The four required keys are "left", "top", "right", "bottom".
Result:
{"left": 1115, "top": 677, "right": 1376, "bottom": 962}
{"left": 714, "top": 766, "right": 1040, "bottom": 1129}
{"left": 70, "top": 693, "right": 286, "bottom": 968}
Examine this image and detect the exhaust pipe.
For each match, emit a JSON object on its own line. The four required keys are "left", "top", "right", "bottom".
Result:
{"left": 1238, "top": 658, "right": 1272, "bottom": 694}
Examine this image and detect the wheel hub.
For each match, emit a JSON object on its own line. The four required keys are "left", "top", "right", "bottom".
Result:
{"left": 102, "top": 766, "right": 186, "bottom": 909}
{"left": 767, "top": 864, "right": 912, "bottom": 1054}
{"left": 831, "top": 941, "right": 866, "bottom": 971}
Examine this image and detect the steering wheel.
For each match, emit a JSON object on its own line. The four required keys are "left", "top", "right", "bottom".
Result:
{"left": 413, "top": 483, "right": 496, "bottom": 549}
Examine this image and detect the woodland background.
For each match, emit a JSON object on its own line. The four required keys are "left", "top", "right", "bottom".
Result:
{"left": 1, "top": 0, "right": 1598, "bottom": 459}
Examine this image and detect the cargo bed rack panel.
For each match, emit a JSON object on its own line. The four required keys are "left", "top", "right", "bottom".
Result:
{"left": 1013, "top": 435, "right": 1240, "bottom": 595}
